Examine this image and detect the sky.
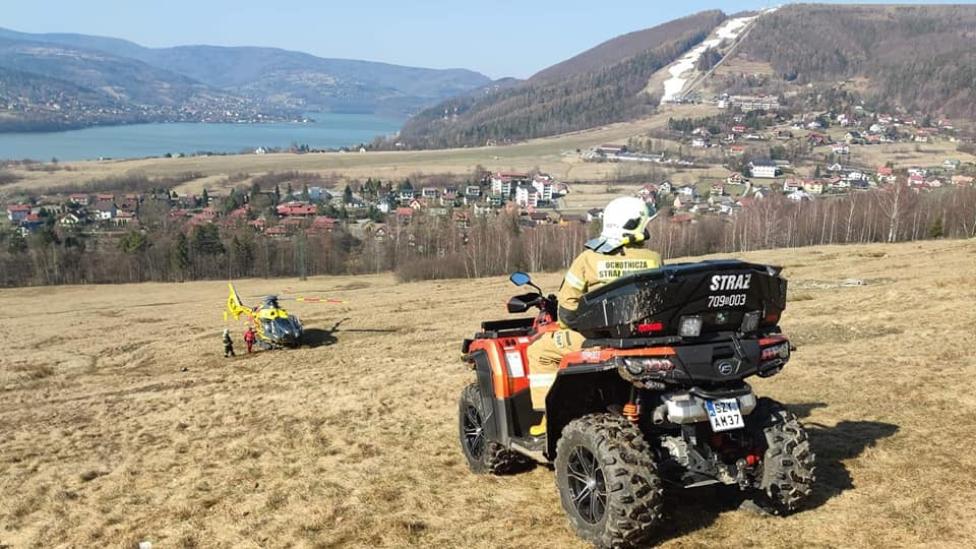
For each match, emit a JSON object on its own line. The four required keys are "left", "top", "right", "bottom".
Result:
{"left": 3, "top": 0, "right": 973, "bottom": 79}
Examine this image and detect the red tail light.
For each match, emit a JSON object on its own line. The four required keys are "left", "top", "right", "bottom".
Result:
{"left": 636, "top": 322, "right": 664, "bottom": 334}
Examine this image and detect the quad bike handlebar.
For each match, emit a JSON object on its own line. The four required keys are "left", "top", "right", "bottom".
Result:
{"left": 508, "top": 272, "right": 557, "bottom": 328}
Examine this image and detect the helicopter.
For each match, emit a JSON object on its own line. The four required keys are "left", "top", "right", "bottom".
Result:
{"left": 225, "top": 283, "right": 305, "bottom": 348}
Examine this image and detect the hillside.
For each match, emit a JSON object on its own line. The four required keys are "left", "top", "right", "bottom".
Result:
{"left": 732, "top": 4, "right": 976, "bottom": 118}
{"left": 1, "top": 239, "right": 974, "bottom": 547}
{"left": 0, "top": 27, "right": 491, "bottom": 131}
{"left": 398, "top": 10, "right": 726, "bottom": 148}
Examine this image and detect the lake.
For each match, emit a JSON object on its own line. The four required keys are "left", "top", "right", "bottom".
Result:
{"left": 0, "top": 112, "right": 404, "bottom": 162}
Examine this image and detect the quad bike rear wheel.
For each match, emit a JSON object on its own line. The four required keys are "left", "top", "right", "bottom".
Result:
{"left": 458, "top": 383, "right": 526, "bottom": 474}
{"left": 554, "top": 414, "right": 664, "bottom": 549}
{"left": 749, "top": 398, "right": 816, "bottom": 514}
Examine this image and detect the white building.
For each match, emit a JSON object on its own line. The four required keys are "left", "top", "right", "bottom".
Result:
{"left": 514, "top": 184, "right": 539, "bottom": 208}
{"left": 749, "top": 160, "right": 778, "bottom": 179}
{"left": 531, "top": 175, "right": 554, "bottom": 202}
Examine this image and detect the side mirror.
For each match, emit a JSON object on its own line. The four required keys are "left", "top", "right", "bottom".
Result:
{"left": 509, "top": 271, "right": 531, "bottom": 287}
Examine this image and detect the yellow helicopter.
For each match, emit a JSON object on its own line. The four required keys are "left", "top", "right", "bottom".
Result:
{"left": 225, "top": 283, "right": 305, "bottom": 348}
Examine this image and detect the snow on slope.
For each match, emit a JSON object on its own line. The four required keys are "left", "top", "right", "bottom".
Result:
{"left": 660, "top": 8, "right": 777, "bottom": 104}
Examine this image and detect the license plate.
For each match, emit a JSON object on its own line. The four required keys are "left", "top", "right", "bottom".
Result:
{"left": 705, "top": 398, "right": 744, "bottom": 432}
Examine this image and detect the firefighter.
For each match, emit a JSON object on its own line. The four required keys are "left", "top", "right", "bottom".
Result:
{"left": 223, "top": 328, "right": 236, "bottom": 358}
{"left": 244, "top": 327, "right": 256, "bottom": 353}
{"left": 526, "top": 196, "right": 662, "bottom": 435}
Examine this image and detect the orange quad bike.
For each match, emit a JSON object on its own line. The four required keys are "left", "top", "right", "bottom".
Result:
{"left": 458, "top": 261, "right": 815, "bottom": 548}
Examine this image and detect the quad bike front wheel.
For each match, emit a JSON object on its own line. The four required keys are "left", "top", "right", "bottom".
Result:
{"left": 749, "top": 398, "right": 816, "bottom": 514}
{"left": 458, "top": 383, "right": 526, "bottom": 474}
{"left": 554, "top": 413, "right": 664, "bottom": 549}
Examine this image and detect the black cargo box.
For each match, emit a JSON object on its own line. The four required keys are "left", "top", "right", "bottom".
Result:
{"left": 571, "top": 260, "right": 788, "bottom": 339}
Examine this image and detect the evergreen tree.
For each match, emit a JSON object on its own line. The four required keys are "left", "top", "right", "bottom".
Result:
{"left": 302, "top": 183, "right": 310, "bottom": 202}
{"left": 286, "top": 182, "right": 294, "bottom": 198}
{"left": 343, "top": 184, "right": 354, "bottom": 204}
{"left": 170, "top": 233, "right": 191, "bottom": 280}
{"left": 191, "top": 224, "right": 225, "bottom": 256}
{"left": 928, "top": 217, "right": 944, "bottom": 238}
{"left": 119, "top": 231, "right": 150, "bottom": 254}
{"left": 201, "top": 188, "right": 210, "bottom": 207}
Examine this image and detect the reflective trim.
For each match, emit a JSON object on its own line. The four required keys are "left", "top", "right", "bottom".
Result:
{"left": 564, "top": 270, "right": 586, "bottom": 290}
{"left": 529, "top": 373, "right": 557, "bottom": 387}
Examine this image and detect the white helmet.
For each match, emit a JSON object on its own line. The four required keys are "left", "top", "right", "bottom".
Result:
{"left": 600, "top": 197, "right": 657, "bottom": 248}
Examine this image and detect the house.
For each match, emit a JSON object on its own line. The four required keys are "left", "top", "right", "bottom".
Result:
{"left": 831, "top": 144, "right": 850, "bottom": 155}
{"left": 69, "top": 193, "right": 91, "bottom": 206}
{"left": 727, "top": 145, "right": 745, "bottom": 156}
{"left": 731, "top": 125, "right": 746, "bottom": 134}
{"left": 876, "top": 166, "right": 894, "bottom": 178}
{"left": 782, "top": 178, "right": 802, "bottom": 193}
{"left": 691, "top": 137, "right": 709, "bottom": 148}
{"left": 309, "top": 216, "right": 338, "bottom": 233}
{"left": 398, "top": 182, "right": 415, "bottom": 202}
{"left": 421, "top": 187, "right": 440, "bottom": 199}
{"left": 749, "top": 159, "right": 778, "bottom": 179}
{"left": 529, "top": 212, "right": 552, "bottom": 224}
{"left": 951, "top": 175, "right": 974, "bottom": 186}
{"left": 464, "top": 185, "right": 482, "bottom": 199}
{"left": 710, "top": 182, "right": 726, "bottom": 196}
{"left": 58, "top": 213, "right": 82, "bottom": 227}
{"left": 726, "top": 173, "right": 746, "bottom": 185}
{"left": 6, "top": 204, "right": 30, "bottom": 222}
{"left": 113, "top": 211, "right": 136, "bottom": 226}
{"left": 807, "top": 133, "right": 830, "bottom": 146}
{"left": 803, "top": 181, "right": 824, "bottom": 194}
{"left": 276, "top": 202, "right": 317, "bottom": 217}
{"left": 264, "top": 225, "right": 288, "bottom": 238}
{"left": 675, "top": 185, "right": 698, "bottom": 199}
{"left": 585, "top": 208, "right": 603, "bottom": 223}
{"left": 395, "top": 207, "right": 414, "bottom": 222}
{"left": 254, "top": 147, "right": 267, "bottom": 155}
{"left": 595, "top": 144, "right": 627, "bottom": 156}
{"left": 844, "top": 131, "right": 863, "bottom": 144}
{"left": 658, "top": 181, "right": 673, "bottom": 194}
{"left": 787, "top": 190, "right": 813, "bottom": 202}
{"left": 943, "top": 159, "right": 961, "bottom": 171}
{"left": 91, "top": 200, "right": 117, "bottom": 220}
{"left": 637, "top": 184, "right": 658, "bottom": 199}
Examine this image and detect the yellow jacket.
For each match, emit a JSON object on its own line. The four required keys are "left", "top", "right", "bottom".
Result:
{"left": 557, "top": 247, "right": 662, "bottom": 327}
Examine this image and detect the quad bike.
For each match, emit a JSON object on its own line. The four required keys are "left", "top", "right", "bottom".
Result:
{"left": 458, "top": 261, "right": 815, "bottom": 548}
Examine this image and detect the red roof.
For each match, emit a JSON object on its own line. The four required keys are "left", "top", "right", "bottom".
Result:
{"left": 877, "top": 166, "right": 893, "bottom": 176}
{"left": 396, "top": 207, "right": 414, "bottom": 217}
{"left": 311, "top": 216, "right": 338, "bottom": 228}
{"left": 276, "top": 202, "right": 317, "bottom": 216}
{"left": 7, "top": 204, "right": 30, "bottom": 212}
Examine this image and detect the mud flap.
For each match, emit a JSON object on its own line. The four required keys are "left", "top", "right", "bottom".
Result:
{"left": 471, "top": 351, "right": 501, "bottom": 442}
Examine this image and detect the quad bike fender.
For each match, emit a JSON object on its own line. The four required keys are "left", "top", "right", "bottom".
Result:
{"left": 544, "top": 364, "right": 630, "bottom": 458}
{"left": 468, "top": 349, "right": 506, "bottom": 444}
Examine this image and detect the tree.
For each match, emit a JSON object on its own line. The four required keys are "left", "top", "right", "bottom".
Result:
{"left": 6, "top": 229, "right": 27, "bottom": 254}
{"left": 928, "top": 217, "right": 944, "bottom": 238}
{"left": 343, "top": 184, "right": 354, "bottom": 204}
{"left": 302, "top": 183, "right": 311, "bottom": 202}
{"left": 170, "top": 233, "right": 191, "bottom": 280}
{"left": 119, "top": 231, "right": 150, "bottom": 254}
{"left": 201, "top": 188, "right": 210, "bottom": 207}
{"left": 191, "top": 224, "right": 225, "bottom": 256}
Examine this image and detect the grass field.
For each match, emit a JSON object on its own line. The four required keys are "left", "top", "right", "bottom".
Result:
{"left": 2, "top": 238, "right": 975, "bottom": 548}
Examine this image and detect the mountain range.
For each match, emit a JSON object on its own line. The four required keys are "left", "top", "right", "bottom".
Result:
{"left": 401, "top": 4, "right": 976, "bottom": 148}
{"left": 0, "top": 27, "right": 490, "bottom": 132}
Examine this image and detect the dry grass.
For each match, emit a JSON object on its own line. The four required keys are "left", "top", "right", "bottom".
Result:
{"left": 2, "top": 239, "right": 975, "bottom": 548}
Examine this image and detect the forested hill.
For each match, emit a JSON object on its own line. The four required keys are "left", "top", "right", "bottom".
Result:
{"left": 736, "top": 4, "right": 976, "bottom": 118}
{"left": 0, "top": 27, "right": 491, "bottom": 131}
{"left": 398, "top": 10, "right": 726, "bottom": 149}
